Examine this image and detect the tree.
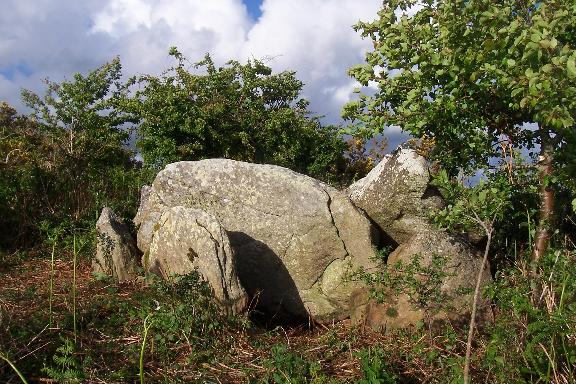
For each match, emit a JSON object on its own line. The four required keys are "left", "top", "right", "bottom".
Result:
{"left": 125, "top": 49, "right": 348, "bottom": 182}
{"left": 1, "top": 101, "right": 34, "bottom": 166}
{"left": 0, "top": 102, "right": 46, "bottom": 249}
{"left": 20, "top": 58, "right": 138, "bottom": 223}
{"left": 343, "top": 0, "right": 576, "bottom": 262}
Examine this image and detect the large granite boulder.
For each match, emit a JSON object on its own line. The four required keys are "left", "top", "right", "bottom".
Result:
{"left": 352, "top": 231, "right": 492, "bottom": 330}
{"left": 348, "top": 147, "right": 444, "bottom": 244}
{"left": 147, "top": 206, "right": 247, "bottom": 314}
{"left": 93, "top": 207, "right": 140, "bottom": 281}
{"left": 135, "top": 159, "right": 379, "bottom": 322}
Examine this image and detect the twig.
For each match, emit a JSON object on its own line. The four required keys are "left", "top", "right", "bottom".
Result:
{"left": 463, "top": 203, "right": 502, "bottom": 384}
{"left": 26, "top": 324, "right": 50, "bottom": 347}
{"left": 16, "top": 341, "right": 52, "bottom": 362}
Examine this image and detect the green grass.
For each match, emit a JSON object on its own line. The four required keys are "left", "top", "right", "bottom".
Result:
{"left": 1, "top": 246, "right": 575, "bottom": 383}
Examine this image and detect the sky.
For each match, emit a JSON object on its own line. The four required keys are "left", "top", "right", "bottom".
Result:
{"left": 0, "top": 0, "right": 408, "bottom": 147}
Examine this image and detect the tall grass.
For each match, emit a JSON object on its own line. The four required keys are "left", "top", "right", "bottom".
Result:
{"left": 49, "top": 238, "right": 56, "bottom": 328}
{"left": 139, "top": 313, "right": 154, "bottom": 384}
{"left": 72, "top": 233, "right": 78, "bottom": 342}
{"left": 0, "top": 352, "right": 29, "bottom": 384}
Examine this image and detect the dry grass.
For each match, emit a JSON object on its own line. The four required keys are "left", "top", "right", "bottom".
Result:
{"left": 0, "top": 256, "right": 491, "bottom": 383}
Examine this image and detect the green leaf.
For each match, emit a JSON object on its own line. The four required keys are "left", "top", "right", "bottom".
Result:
{"left": 344, "top": 0, "right": 576, "bottom": 188}
{"left": 539, "top": 39, "right": 551, "bottom": 49}
{"left": 550, "top": 37, "right": 558, "bottom": 49}
{"left": 511, "top": 88, "right": 524, "bottom": 98}
{"left": 567, "top": 57, "right": 576, "bottom": 78}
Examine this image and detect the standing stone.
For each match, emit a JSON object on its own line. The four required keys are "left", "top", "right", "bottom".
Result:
{"left": 352, "top": 231, "right": 492, "bottom": 330}
{"left": 134, "top": 159, "right": 379, "bottom": 322}
{"left": 348, "top": 147, "right": 444, "bottom": 244}
{"left": 94, "top": 207, "right": 140, "bottom": 281}
{"left": 146, "top": 206, "right": 247, "bottom": 315}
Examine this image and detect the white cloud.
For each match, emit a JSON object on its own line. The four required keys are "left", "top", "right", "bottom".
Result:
{"left": 1, "top": 0, "right": 386, "bottom": 131}
{"left": 90, "top": 0, "right": 154, "bottom": 36}
{"left": 331, "top": 81, "right": 361, "bottom": 106}
{"left": 242, "top": 0, "right": 381, "bottom": 123}
{"left": 91, "top": 0, "right": 252, "bottom": 66}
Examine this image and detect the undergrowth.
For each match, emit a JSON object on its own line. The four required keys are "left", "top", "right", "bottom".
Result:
{"left": 1, "top": 243, "right": 575, "bottom": 383}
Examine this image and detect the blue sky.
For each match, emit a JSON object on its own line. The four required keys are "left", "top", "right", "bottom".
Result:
{"left": 0, "top": 0, "right": 408, "bottom": 147}
{"left": 243, "top": 0, "right": 263, "bottom": 20}
{"left": 0, "top": 61, "right": 33, "bottom": 81}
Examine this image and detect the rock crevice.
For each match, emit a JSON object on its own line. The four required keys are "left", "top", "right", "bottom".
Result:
{"left": 323, "top": 188, "right": 350, "bottom": 259}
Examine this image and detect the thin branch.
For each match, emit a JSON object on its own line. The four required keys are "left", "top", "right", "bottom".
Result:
{"left": 463, "top": 202, "right": 504, "bottom": 384}
{"left": 4, "top": 148, "right": 21, "bottom": 164}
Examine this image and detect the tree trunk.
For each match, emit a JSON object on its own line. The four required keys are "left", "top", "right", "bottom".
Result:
{"left": 532, "top": 127, "right": 555, "bottom": 264}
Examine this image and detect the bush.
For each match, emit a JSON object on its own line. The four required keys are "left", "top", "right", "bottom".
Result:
{"left": 484, "top": 248, "right": 576, "bottom": 382}
{"left": 125, "top": 49, "right": 350, "bottom": 183}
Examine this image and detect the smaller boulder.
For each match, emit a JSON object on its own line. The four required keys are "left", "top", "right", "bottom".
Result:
{"left": 93, "top": 207, "right": 140, "bottom": 281}
{"left": 352, "top": 231, "right": 492, "bottom": 331}
{"left": 348, "top": 147, "right": 444, "bottom": 244}
{"left": 146, "top": 206, "right": 248, "bottom": 315}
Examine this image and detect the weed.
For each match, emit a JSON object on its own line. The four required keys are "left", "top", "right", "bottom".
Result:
{"left": 261, "top": 344, "right": 328, "bottom": 384}
{"left": 356, "top": 347, "right": 399, "bottom": 384}
{"left": 134, "top": 272, "right": 233, "bottom": 361}
{"left": 484, "top": 248, "right": 576, "bottom": 383}
{"left": 139, "top": 313, "right": 154, "bottom": 384}
{"left": 352, "top": 250, "right": 454, "bottom": 313}
{"left": 49, "top": 238, "right": 56, "bottom": 327}
{"left": 42, "top": 336, "right": 84, "bottom": 383}
{"left": 3, "top": 241, "right": 573, "bottom": 383}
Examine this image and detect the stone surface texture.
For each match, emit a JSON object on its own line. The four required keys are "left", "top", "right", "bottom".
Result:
{"left": 94, "top": 207, "right": 140, "bottom": 281}
{"left": 352, "top": 230, "right": 492, "bottom": 330}
{"left": 134, "top": 159, "right": 379, "bottom": 322}
{"left": 348, "top": 147, "right": 444, "bottom": 244}
{"left": 147, "top": 206, "right": 247, "bottom": 314}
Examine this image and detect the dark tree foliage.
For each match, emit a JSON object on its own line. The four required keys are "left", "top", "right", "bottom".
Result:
{"left": 20, "top": 58, "right": 138, "bottom": 221}
{"left": 125, "top": 49, "right": 348, "bottom": 182}
{"left": 0, "top": 102, "right": 47, "bottom": 249}
{"left": 0, "top": 60, "right": 148, "bottom": 251}
{"left": 344, "top": 0, "right": 576, "bottom": 261}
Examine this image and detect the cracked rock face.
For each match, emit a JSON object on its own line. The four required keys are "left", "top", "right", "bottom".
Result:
{"left": 147, "top": 206, "right": 247, "bottom": 315}
{"left": 135, "top": 159, "right": 378, "bottom": 322}
{"left": 348, "top": 147, "right": 445, "bottom": 244}
{"left": 94, "top": 207, "right": 140, "bottom": 281}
